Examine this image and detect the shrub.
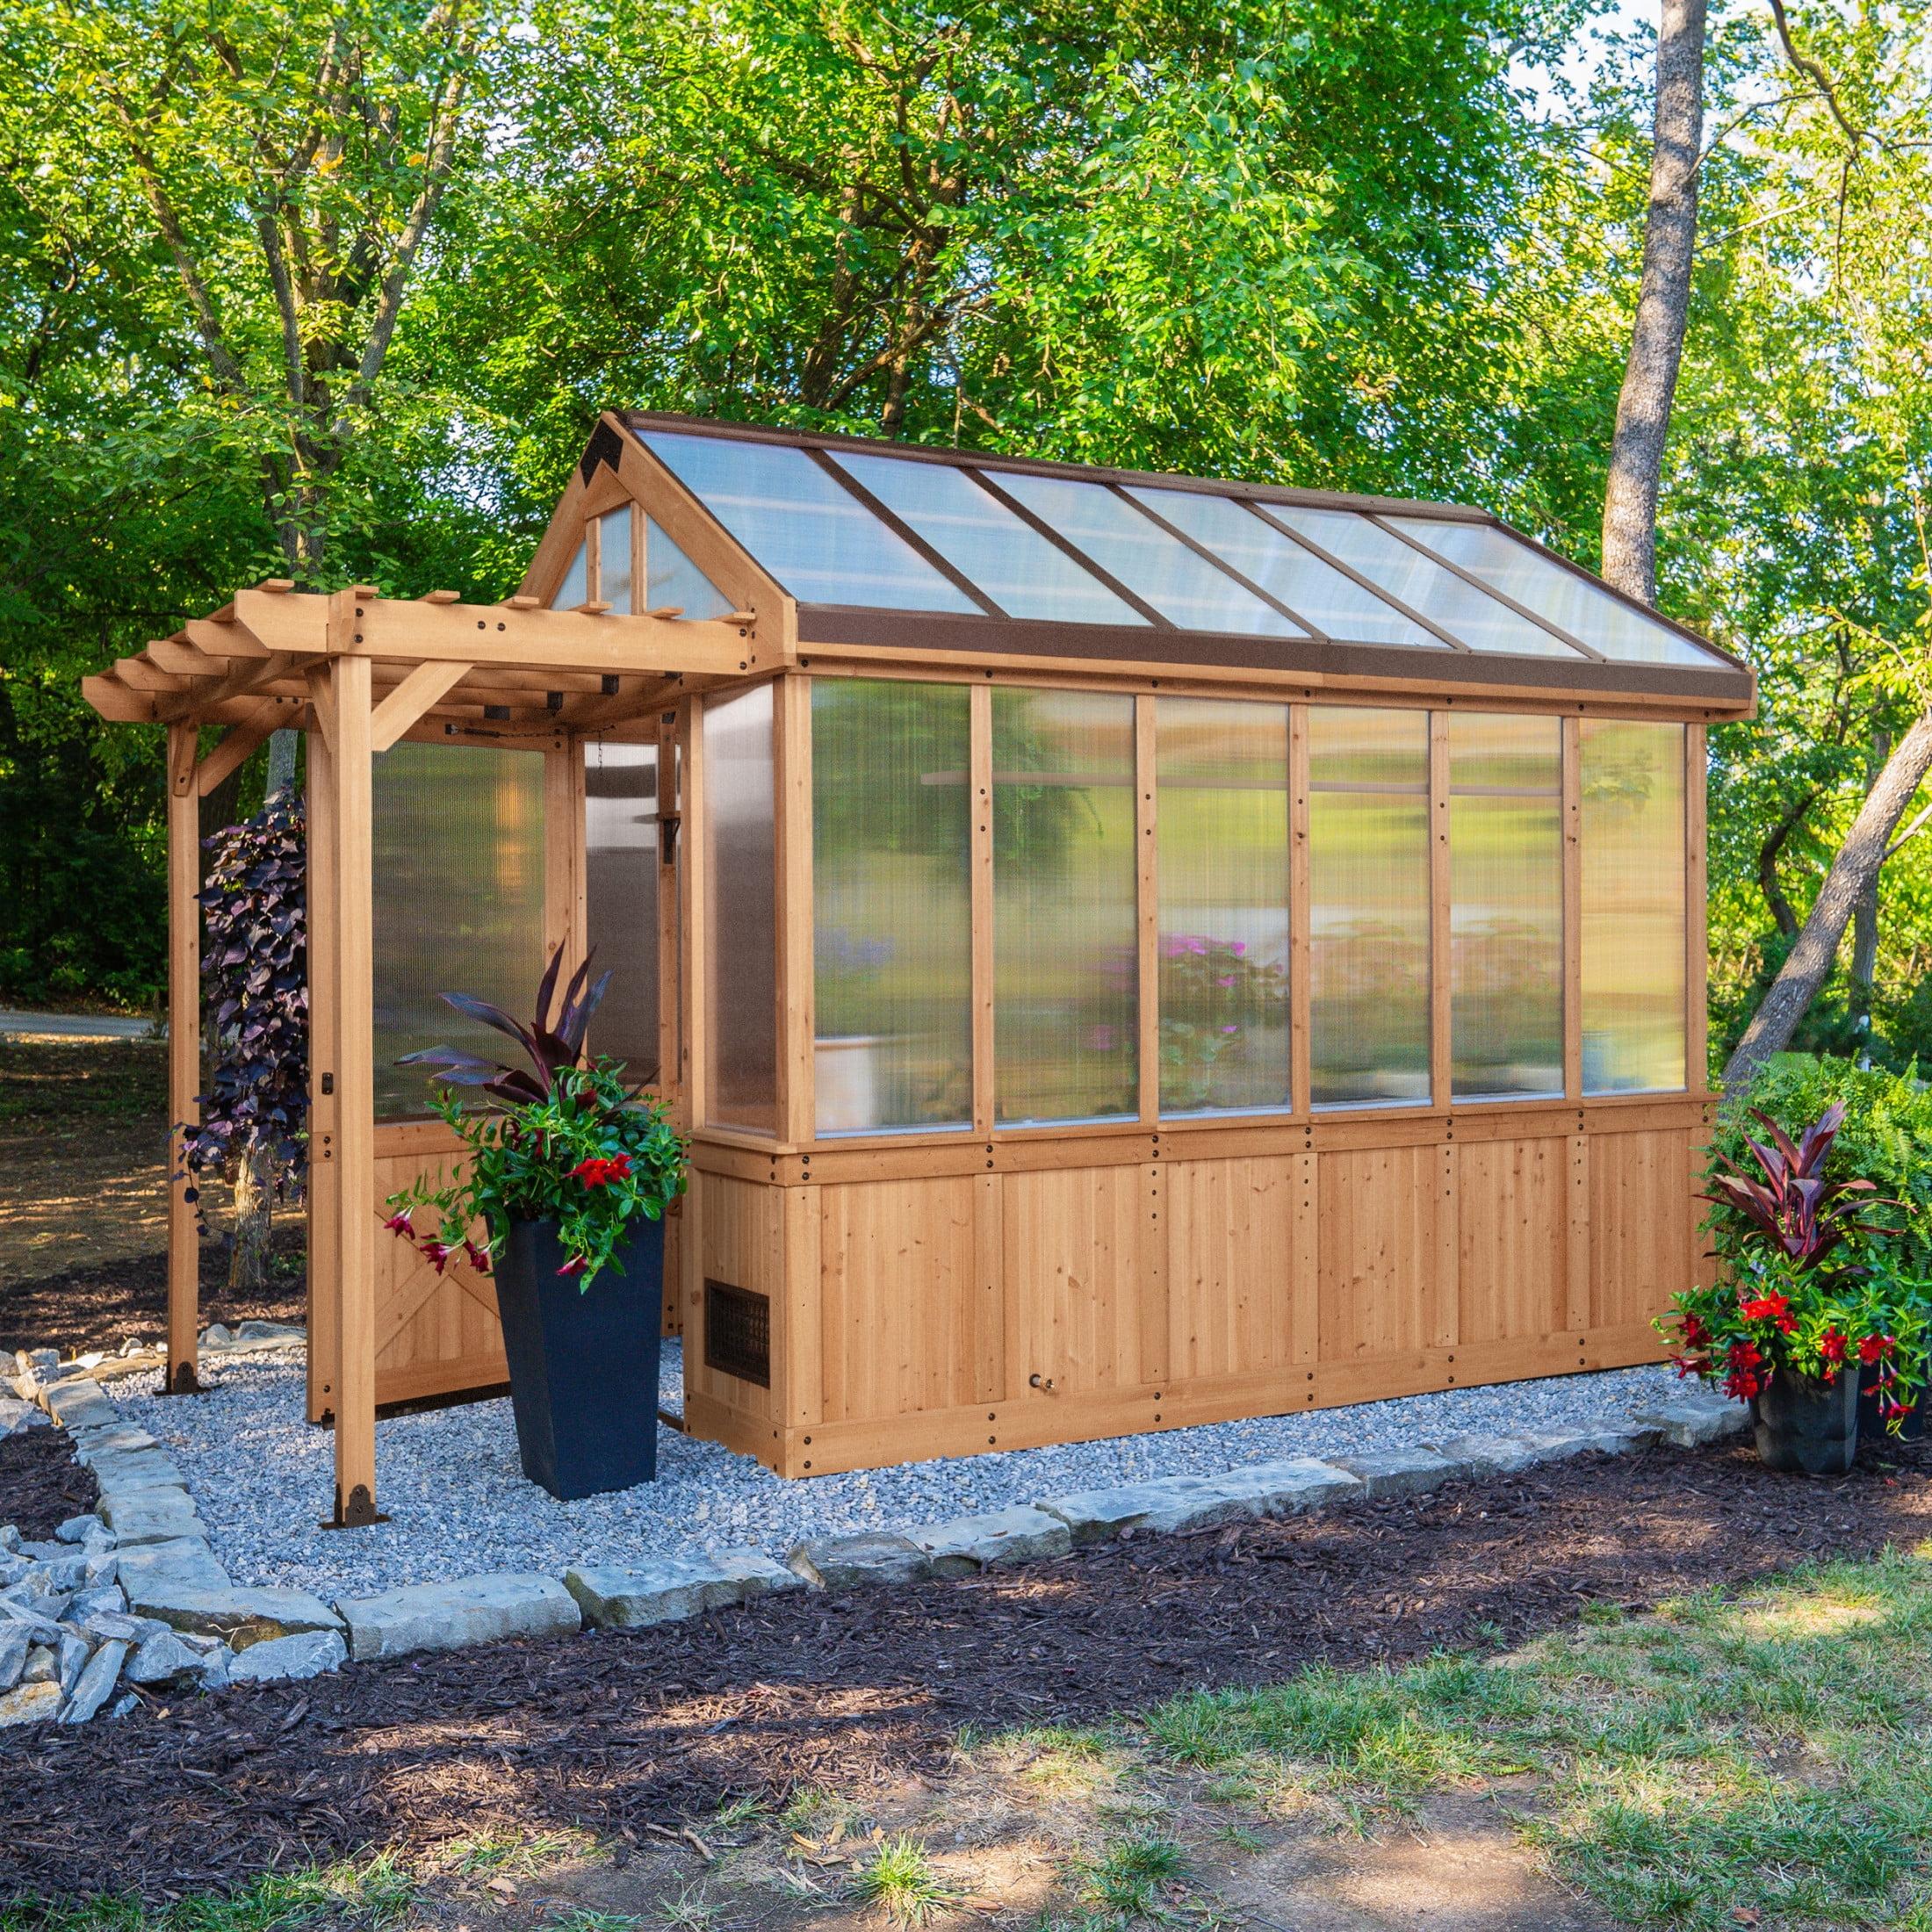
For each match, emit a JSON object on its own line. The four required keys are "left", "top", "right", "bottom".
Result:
{"left": 1659, "top": 1067, "right": 1932, "bottom": 1421}
{"left": 384, "top": 945, "right": 685, "bottom": 1285}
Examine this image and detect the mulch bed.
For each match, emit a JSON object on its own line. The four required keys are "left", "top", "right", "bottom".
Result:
{"left": 0, "top": 1424, "right": 97, "bottom": 1542}
{"left": 4, "top": 1433, "right": 1930, "bottom": 1906}
{"left": 0, "top": 1233, "right": 306, "bottom": 1360}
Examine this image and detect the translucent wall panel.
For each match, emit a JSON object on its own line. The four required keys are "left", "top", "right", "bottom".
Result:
{"left": 993, "top": 689, "right": 1137, "bottom": 1122}
{"left": 645, "top": 516, "right": 734, "bottom": 621}
{"left": 703, "top": 684, "right": 778, "bottom": 1131}
{"left": 1271, "top": 508, "right": 1583, "bottom": 658}
{"left": 1157, "top": 700, "right": 1291, "bottom": 1114}
{"left": 1582, "top": 721, "right": 1687, "bottom": 1092}
{"left": 1126, "top": 487, "right": 1446, "bottom": 649}
{"left": 584, "top": 740, "right": 661, "bottom": 1084}
{"left": 597, "top": 507, "right": 633, "bottom": 614}
{"left": 550, "top": 538, "right": 588, "bottom": 611}
{"left": 992, "top": 472, "right": 1302, "bottom": 636}
{"left": 830, "top": 453, "right": 1144, "bottom": 626}
{"left": 372, "top": 743, "right": 546, "bottom": 1119}
{"left": 1308, "top": 708, "right": 1430, "bottom": 1106}
{"left": 1388, "top": 517, "right": 1717, "bottom": 667}
{"left": 1449, "top": 714, "right": 1562, "bottom": 1100}
{"left": 642, "top": 429, "right": 977, "bottom": 611}
{"left": 812, "top": 680, "right": 972, "bottom": 1133}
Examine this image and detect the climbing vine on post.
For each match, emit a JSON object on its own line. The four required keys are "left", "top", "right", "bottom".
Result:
{"left": 177, "top": 789, "right": 309, "bottom": 1292}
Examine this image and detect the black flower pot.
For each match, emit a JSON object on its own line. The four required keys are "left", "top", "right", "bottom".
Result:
{"left": 1858, "top": 1360, "right": 1928, "bottom": 1443}
{"left": 1752, "top": 1366, "right": 1860, "bottom": 1475}
{"left": 492, "top": 1215, "right": 664, "bottom": 1500}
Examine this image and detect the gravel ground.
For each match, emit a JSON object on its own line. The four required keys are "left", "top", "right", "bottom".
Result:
{"left": 109, "top": 1343, "right": 1690, "bottom": 1598}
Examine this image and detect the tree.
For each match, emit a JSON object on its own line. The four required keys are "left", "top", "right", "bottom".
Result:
{"left": 1712, "top": 3, "right": 1932, "bottom": 1090}
{"left": 1601, "top": 0, "right": 1705, "bottom": 605}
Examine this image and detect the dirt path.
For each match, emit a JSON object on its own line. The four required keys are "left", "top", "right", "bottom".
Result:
{"left": 4, "top": 1433, "right": 1929, "bottom": 1907}
{"left": 0, "top": 1035, "right": 305, "bottom": 1354}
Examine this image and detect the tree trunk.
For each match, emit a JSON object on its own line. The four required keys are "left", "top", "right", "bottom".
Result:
{"left": 1601, "top": 0, "right": 1706, "bottom": 605}
{"left": 227, "top": 1141, "right": 273, "bottom": 1295}
{"left": 1724, "top": 709, "right": 1932, "bottom": 1092}
{"left": 1755, "top": 789, "right": 1818, "bottom": 938}
{"left": 264, "top": 729, "right": 299, "bottom": 800}
{"left": 1849, "top": 730, "right": 1890, "bottom": 1020}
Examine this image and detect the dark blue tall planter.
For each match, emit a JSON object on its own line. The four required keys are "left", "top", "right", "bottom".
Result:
{"left": 493, "top": 1215, "right": 664, "bottom": 1500}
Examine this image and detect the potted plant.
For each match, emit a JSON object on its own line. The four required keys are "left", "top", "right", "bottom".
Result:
{"left": 1657, "top": 1102, "right": 1928, "bottom": 1474}
{"left": 383, "top": 947, "right": 687, "bottom": 1500}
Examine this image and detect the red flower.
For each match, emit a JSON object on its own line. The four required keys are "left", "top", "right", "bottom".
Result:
{"left": 1859, "top": 1333, "right": 1894, "bottom": 1365}
{"left": 1727, "top": 1339, "right": 1763, "bottom": 1370}
{"left": 1682, "top": 1314, "right": 1710, "bottom": 1349}
{"left": 557, "top": 1255, "right": 589, "bottom": 1278}
{"left": 1774, "top": 1314, "right": 1798, "bottom": 1335}
{"left": 463, "top": 1238, "right": 493, "bottom": 1275}
{"left": 421, "top": 1239, "right": 455, "bottom": 1275}
{"left": 1820, "top": 1330, "right": 1848, "bottom": 1365}
{"left": 380, "top": 1209, "right": 414, "bottom": 1237}
{"left": 571, "top": 1153, "right": 633, "bottom": 1190}
{"left": 1724, "top": 1367, "right": 1763, "bottom": 1402}
{"left": 1740, "top": 1293, "right": 1791, "bottom": 1323}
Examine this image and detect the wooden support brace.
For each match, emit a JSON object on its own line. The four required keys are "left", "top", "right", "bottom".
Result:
{"left": 194, "top": 704, "right": 282, "bottom": 797}
{"left": 369, "top": 660, "right": 474, "bottom": 753}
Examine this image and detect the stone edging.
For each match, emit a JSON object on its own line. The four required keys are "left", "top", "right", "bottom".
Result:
{"left": 3, "top": 1340, "right": 1749, "bottom": 1730}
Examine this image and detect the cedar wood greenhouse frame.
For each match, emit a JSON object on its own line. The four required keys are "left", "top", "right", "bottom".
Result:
{"left": 83, "top": 412, "right": 1753, "bottom": 1527}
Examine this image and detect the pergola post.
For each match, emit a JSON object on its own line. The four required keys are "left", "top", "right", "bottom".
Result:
{"left": 164, "top": 724, "right": 204, "bottom": 1395}
{"left": 305, "top": 698, "right": 341, "bottom": 1427}
{"left": 322, "top": 651, "right": 382, "bottom": 1527}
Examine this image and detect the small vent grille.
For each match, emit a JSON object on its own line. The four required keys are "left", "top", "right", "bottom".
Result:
{"left": 703, "top": 1279, "right": 770, "bottom": 1387}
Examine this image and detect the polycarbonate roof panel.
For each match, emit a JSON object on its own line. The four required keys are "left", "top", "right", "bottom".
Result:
{"left": 1269, "top": 506, "right": 1586, "bottom": 658}
{"left": 991, "top": 472, "right": 1305, "bottom": 636}
{"left": 1387, "top": 517, "right": 1719, "bottom": 667}
{"left": 1126, "top": 487, "right": 1447, "bottom": 649}
{"left": 829, "top": 452, "right": 1146, "bottom": 625}
{"left": 641, "top": 429, "right": 978, "bottom": 612}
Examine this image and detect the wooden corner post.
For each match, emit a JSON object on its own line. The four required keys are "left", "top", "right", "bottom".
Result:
{"left": 325, "top": 650, "right": 383, "bottom": 1528}
{"left": 305, "top": 682, "right": 341, "bottom": 1427}
{"left": 165, "top": 724, "right": 203, "bottom": 1395}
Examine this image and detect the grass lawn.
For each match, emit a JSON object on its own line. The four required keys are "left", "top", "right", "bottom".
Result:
{"left": 12, "top": 1541, "right": 1932, "bottom": 1931}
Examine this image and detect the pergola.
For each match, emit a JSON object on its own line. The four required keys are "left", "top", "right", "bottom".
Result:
{"left": 84, "top": 411, "right": 1755, "bottom": 1526}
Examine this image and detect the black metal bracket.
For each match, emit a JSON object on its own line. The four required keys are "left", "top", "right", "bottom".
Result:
{"left": 321, "top": 1482, "right": 391, "bottom": 1532}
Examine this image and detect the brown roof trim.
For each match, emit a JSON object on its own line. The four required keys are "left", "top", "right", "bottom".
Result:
{"left": 621, "top": 410, "right": 1744, "bottom": 673}
{"left": 794, "top": 605, "right": 1755, "bottom": 705}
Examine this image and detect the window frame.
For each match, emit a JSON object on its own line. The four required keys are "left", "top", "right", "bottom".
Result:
{"left": 693, "top": 671, "right": 1699, "bottom": 1148}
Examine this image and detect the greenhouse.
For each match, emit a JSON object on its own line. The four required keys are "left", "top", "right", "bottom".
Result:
{"left": 83, "top": 412, "right": 1754, "bottom": 1521}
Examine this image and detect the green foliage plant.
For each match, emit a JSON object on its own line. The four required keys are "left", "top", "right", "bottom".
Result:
{"left": 844, "top": 1837, "right": 957, "bottom": 1925}
{"left": 1657, "top": 1087, "right": 1930, "bottom": 1422}
{"left": 382, "top": 946, "right": 686, "bottom": 1287}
